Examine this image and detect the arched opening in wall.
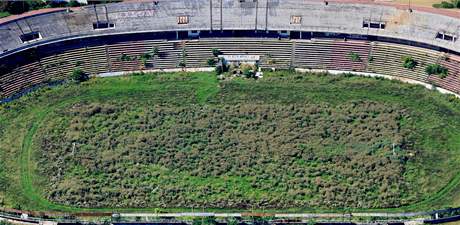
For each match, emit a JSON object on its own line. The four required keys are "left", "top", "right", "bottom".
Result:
{"left": 290, "top": 31, "right": 301, "bottom": 39}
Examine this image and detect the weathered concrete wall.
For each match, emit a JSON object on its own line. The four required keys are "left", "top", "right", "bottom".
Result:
{"left": 0, "top": 0, "right": 459, "bottom": 56}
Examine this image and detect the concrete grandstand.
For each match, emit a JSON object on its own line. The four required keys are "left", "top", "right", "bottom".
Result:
{"left": 0, "top": 0, "right": 460, "bottom": 100}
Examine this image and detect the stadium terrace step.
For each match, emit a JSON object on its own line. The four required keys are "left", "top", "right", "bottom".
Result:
{"left": 1, "top": 38, "right": 460, "bottom": 99}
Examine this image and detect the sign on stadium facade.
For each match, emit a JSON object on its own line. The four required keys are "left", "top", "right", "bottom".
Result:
{"left": 218, "top": 55, "right": 260, "bottom": 62}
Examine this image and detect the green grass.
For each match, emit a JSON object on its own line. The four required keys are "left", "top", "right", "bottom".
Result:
{"left": 1, "top": 71, "right": 460, "bottom": 213}
{"left": 0, "top": 12, "right": 10, "bottom": 18}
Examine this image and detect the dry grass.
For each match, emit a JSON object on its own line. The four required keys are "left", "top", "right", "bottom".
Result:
{"left": 3, "top": 71, "right": 460, "bottom": 212}
{"left": 443, "top": 221, "right": 460, "bottom": 225}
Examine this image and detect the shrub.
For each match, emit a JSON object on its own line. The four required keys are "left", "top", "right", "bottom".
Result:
{"left": 212, "top": 48, "right": 222, "bottom": 57}
{"left": 152, "top": 46, "right": 160, "bottom": 56}
{"left": 139, "top": 53, "right": 152, "bottom": 66}
{"left": 425, "top": 64, "right": 449, "bottom": 78}
{"left": 264, "top": 53, "right": 276, "bottom": 65}
{"left": 342, "top": 73, "right": 355, "bottom": 78}
{"left": 207, "top": 58, "right": 217, "bottom": 66}
{"left": 348, "top": 52, "right": 361, "bottom": 62}
{"left": 433, "top": 1, "right": 455, "bottom": 8}
{"left": 120, "top": 53, "right": 134, "bottom": 61}
{"left": 456, "top": 0, "right": 460, "bottom": 8}
{"left": 68, "top": 0, "right": 82, "bottom": 7}
{"left": 4, "top": 1, "right": 29, "bottom": 14}
{"left": 0, "top": 221, "right": 12, "bottom": 225}
{"left": 192, "top": 217, "right": 217, "bottom": 225}
{"left": 402, "top": 56, "right": 417, "bottom": 69}
{"left": 70, "top": 68, "right": 89, "bottom": 82}
{"left": 138, "top": 47, "right": 160, "bottom": 66}
{"left": 240, "top": 63, "right": 257, "bottom": 78}
{"left": 0, "top": 0, "right": 86, "bottom": 16}
{"left": 0, "top": 12, "right": 10, "bottom": 18}
{"left": 140, "top": 56, "right": 148, "bottom": 66}
{"left": 243, "top": 68, "right": 252, "bottom": 77}
{"left": 215, "top": 64, "right": 223, "bottom": 75}
{"left": 368, "top": 56, "right": 374, "bottom": 63}
{"left": 214, "top": 58, "right": 229, "bottom": 75}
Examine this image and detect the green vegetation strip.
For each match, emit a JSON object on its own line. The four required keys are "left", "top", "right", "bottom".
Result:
{"left": 1, "top": 72, "right": 460, "bottom": 213}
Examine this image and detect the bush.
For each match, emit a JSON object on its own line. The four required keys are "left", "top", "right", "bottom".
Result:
{"left": 0, "top": 0, "right": 86, "bottom": 16}
{"left": 120, "top": 53, "right": 134, "bottom": 62}
{"left": 70, "top": 68, "right": 89, "bottom": 82}
{"left": 425, "top": 64, "right": 449, "bottom": 78}
{"left": 433, "top": 1, "right": 455, "bottom": 8}
{"left": 68, "top": 0, "right": 82, "bottom": 7}
{"left": 348, "top": 52, "right": 361, "bottom": 62}
{"left": 402, "top": 56, "right": 417, "bottom": 69}
{"left": 192, "top": 217, "right": 217, "bottom": 225}
{"left": 433, "top": 0, "right": 460, "bottom": 8}
{"left": 240, "top": 63, "right": 257, "bottom": 78}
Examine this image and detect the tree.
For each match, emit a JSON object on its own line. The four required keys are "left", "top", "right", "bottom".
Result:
{"left": 455, "top": 0, "right": 460, "bottom": 8}
{"left": 0, "top": 0, "right": 86, "bottom": 17}
{"left": 179, "top": 49, "right": 187, "bottom": 68}
{"left": 27, "top": 0, "right": 48, "bottom": 10}
{"left": 68, "top": 0, "right": 82, "bottom": 7}
{"left": 212, "top": 48, "right": 221, "bottom": 57}
{"left": 70, "top": 68, "right": 89, "bottom": 82}
{"left": 0, "top": 2, "right": 8, "bottom": 12}
{"left": 402, "top": 56, "right": 417, "bottom": 69}
{"left": 5, "top": 1, "right": 29, "bottom": 15}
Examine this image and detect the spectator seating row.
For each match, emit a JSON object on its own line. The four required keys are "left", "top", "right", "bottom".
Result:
{"left": 1, "top": 38, "right": 459, "bottom": 99}
{"left": 294, "top": 39, "right": 371, "bottom": 72}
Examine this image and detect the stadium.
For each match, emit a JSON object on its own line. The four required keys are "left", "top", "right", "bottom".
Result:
{"left": 1, "top": 0, "right": 460, "bottom": 224}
